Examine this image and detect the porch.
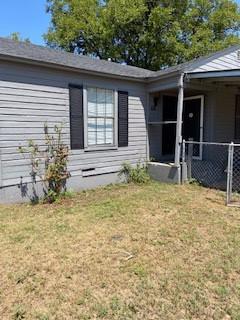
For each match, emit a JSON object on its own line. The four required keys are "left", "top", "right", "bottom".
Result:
{"left": 147, "top": 70, "right": 240, "bottom": 185}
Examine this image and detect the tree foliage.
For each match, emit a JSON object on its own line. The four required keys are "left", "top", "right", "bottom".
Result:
{"left": 8, "top": 32, "right": 31, "bottom": 43}
{"left": 45, "top": 0, "right": 240, "bottom": 70}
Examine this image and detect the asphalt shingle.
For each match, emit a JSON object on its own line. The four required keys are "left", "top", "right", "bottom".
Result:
{"left": 0, "top": 37, "right": 155, "bottom": 79}
{"left": 1, "top": 37, "right": 239, "bottom": 81}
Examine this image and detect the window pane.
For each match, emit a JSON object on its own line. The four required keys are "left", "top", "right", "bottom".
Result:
{"left": 88, "top": 118, "right": 96, "bottom": 145}
{"left": 97, "top": 131, "right": 105, "bottom": 144}
{"left": 97, "top": 118, "right": 105, "bottom": 129}
{"left": 88, "top": 131, "right": 96, "bottom": 145}
{"left": 88, "top": 88, "right": 97, "bottom": 116}
{"left": 106, "top": 90, "right": 114, "bottom": 117}
{"left": 97, "top": 118, "right": 105, "bottom": 144}
{"left": 106, "top": 130, "right": 113, "bottom": 144}
{"left": 88, "top": 118, "right": 96, "bottom": 130}
{"left": 105, "top": 119, "right": 113, "bottom": 130}
{"left": 88, "top": 87, "right": 97, "bottom": 100}
{"left": 106, "top": 119, "right": 113, "bottom": 144}
{"left": 97, "top": 88, "right": 105, "bottom": 116}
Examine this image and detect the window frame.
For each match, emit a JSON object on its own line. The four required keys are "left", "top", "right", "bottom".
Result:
{"left": 83, "top": 86, "right": 118, "bottom": 151}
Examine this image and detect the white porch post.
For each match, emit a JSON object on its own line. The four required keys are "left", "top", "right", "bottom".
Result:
{"left": 174, "top": 73, "right": 184, "bottom": 167}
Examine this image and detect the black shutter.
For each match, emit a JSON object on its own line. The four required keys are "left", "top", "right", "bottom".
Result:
{"left": 69, "top": 84, "right": 84, "bottom": 149}
{"left": 118, "top": 91, "right": 128, "bottom": 147}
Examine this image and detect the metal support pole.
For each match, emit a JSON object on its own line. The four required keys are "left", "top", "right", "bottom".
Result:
{"left": 182, "top": 139, "right": 186, "bottom": 164}
{"left": 187, "top": 143, "right": 193, "bottom": 180}
{"left": 174, "top": 73, "right": 184, "bottom": 184}
{"left": 174, "top": 73, "right": 184, "bottom": 167}
{"left": 181, "top": 139, "right": 186, "bottom": 184}
{"left": 226, "top": 142, "right": 234, "bottom": 205}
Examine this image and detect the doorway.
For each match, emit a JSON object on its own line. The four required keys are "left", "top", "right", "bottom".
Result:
{"left": 183, "top": 95, "right": 204, "bottom": 159}
{"left": 162, "top": 95, "right": 204, "bottom": 159}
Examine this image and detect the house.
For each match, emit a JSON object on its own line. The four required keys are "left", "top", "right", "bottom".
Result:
{"left": 0, "top": 37, "right": 240, "bottom": 203}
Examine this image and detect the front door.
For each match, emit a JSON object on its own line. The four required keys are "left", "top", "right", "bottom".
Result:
{"left": 183, "top": 96, "right": 204, "bottom": 159}
{"left": 161, "top": 95, "right": 204, "bottom": 159}
{"left": 162, "top": 95, "right": 177, "bottom": 156}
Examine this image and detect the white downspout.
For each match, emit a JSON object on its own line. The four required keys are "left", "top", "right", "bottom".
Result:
{"left": 174, "top": 73, "right": 184, "bottom": 182}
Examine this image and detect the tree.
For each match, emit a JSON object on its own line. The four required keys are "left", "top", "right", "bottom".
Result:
{"left": 45, "top": 0, "right": 240, "bottom": 71}
{"left": 8, "top": 32, "right": 31, "bottom": 43}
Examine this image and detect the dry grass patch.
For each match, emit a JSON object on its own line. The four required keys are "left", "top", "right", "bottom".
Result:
{"left": 0, "top": 182, "right": 240, "bottom": 319}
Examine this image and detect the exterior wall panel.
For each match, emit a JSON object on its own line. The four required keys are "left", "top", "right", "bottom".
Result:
{"left": 190, "top": 50, "right": 240, "bottom": 73}
{"left": 0, "top": 61, "right": 147, "bottom": 202}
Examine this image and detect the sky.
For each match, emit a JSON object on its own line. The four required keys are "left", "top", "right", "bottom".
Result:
{"left": 0, "top": 0, "right": 50, "bottom": 45}
{"left": 0, "top": 0, "right": 240, "bottom": 47}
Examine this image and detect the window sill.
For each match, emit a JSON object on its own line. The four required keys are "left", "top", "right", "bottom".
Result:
{"left": 84, "top": 146, "right": 118, "bottom": 152}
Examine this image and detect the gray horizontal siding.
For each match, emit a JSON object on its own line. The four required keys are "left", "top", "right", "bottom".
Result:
{"left": 0, "top": 62, "right": 147, "bottom": 189}
{"left": 212, "top": 89, "right": 236, "bottom": 142}
{"left": 191, "top": 50, "right": 240, "bottom": 73}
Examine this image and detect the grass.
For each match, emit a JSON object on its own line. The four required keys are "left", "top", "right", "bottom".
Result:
{"left": 0, "top": 181, "right": 240, "bottom": 319}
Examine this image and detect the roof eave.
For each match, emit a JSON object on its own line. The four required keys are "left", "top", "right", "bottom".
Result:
{"left": 146, "top": 69, "right": 184, "bottom": 82}
{"left": 0, "top": 54, "right": 148, "bottom": 83}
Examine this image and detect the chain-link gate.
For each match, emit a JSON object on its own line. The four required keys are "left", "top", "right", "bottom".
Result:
{"left": 226, "top": 143, "right": 240, "bottom": 206}
{"left": 182, "top": 140, "right": 240, "bottom": 206}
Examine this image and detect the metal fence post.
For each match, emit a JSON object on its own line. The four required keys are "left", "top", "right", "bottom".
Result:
{"left": 182, "top": 139, "right": 185, "bottom": 164}
{"left": 187, "top": 142, "right": 193, "bottom": 180}
{"left": 226, "top": 142, "right": 234, "bottom": 205}
{"left": 181, "top": 139, "right": 186, "bottom": 184}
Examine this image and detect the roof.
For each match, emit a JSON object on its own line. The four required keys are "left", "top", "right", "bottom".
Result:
{"left": 0, "top": 37, "right": 240, "bottom": 81}
{"left": 151, "top": 44, "right": 240, "bottom": 80}
{"left": 0, "top": 37, "right": 155, "bottom": 80}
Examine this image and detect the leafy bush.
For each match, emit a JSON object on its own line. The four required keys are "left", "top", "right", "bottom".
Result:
{"left": 119, "top": 161, "right": 150, "bottom": 184}
{"left": 19, "top": 123, "right": 70, "bottom": 203}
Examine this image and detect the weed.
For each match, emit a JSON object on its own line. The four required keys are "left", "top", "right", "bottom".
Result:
{"left": 95, "top": 304, "right": 108, "bottom": 318}
{"left": 13, "top": 305, "right": 26, "bottom": 320}
{"left": 132, "top": 264, "right": 147, "bottom": 278}
{"left": 110, "top": 296, "right": 121, "bottom": 312}
{"left": 36, "top": 314, "right": 49, "bottom": 320}
{"left": 119, "top": 161, "right": 150, "bottom": 184}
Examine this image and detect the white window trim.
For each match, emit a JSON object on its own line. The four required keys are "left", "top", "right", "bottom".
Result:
{"left": 83, "top": 86, "right": 118, "bottom": 151}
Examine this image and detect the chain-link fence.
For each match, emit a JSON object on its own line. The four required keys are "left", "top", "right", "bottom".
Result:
{"left": 226, "top": 143, "right": 240, "bottom": 206}
{"left": 182, "top": 140, "right": 240, "bottom": 206}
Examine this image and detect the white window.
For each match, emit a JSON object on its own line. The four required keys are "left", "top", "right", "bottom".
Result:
{"left": 86, "top": 87, "right": 116, "bottom": 147}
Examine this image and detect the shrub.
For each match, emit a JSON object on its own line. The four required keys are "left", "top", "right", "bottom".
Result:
{"left": 119, "top": 161, "right": 150, "bottom": 184}
{"left": 19, "top": 123, "right": 70, "bottom": 203}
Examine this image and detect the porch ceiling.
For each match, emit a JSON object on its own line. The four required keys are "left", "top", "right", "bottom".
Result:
{"left": 187, "top": 69, "right": 240, "bottom": 80}
{"left": 186, "top": 72, "right": 240, "bottom": 91}
{"left": 200, "top": 77, "right": 240, "bottom": 86}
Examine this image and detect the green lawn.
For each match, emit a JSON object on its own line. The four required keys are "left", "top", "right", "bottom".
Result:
{"left": 0, "top": 182, "right": 240, "bottom": 319}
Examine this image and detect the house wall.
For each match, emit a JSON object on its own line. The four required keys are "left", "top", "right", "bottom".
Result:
{"left": 212, "top": 88, "right": 237, "bottom": 143}
{"left": 191, "top": 87, "right": 237, "bottom": 164}
{"left": 190, "top": 48, "right": 240, "bottom": 73}
{"left": 201, "top": 86, "right": 237, "bottom": 143}
{"left": 0, "top": 61, "right": 148, "bottom": 203}
{"left": 147, "top": 84, "right": 238, "bottom": 162}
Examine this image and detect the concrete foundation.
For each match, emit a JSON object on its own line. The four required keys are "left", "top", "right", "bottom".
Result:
{"left": 148, "top": 162, "right": 180, "bottom": 184}
{"left": 0, "top": 172, "right": 120, "bottom": 204}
